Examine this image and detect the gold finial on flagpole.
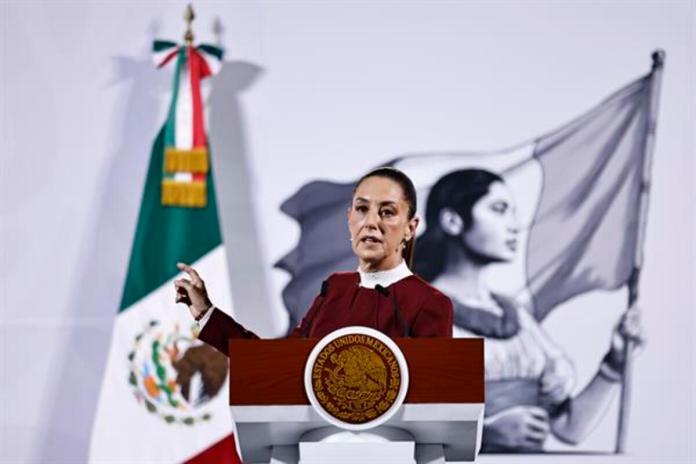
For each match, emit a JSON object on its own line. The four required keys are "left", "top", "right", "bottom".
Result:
{"left": 184, "top": 4, "right": 195, "bottom": 45}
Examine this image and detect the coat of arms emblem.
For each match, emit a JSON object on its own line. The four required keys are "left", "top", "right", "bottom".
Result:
{"left": 304, "top": 326, "right": 409, "bottom": 430}
{"left": 128, "top": 320, "right": 227, "bottom": 424}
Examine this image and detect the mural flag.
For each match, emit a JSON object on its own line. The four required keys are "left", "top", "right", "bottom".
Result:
{"left": 277, "top": 65, "right": 659, "bottom": 325}
{"left": 523, "top": 73, "right": 651, "bottom": 319}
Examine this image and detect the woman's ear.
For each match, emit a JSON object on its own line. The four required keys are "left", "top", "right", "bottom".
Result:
{"left": 439, "top": 207, "right": 463, "bottom": 236}
{"left": 404, "top": 216, "right": 420, "bottom": 242}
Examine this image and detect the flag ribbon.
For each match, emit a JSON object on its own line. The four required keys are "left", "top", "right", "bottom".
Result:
{"left": 153, "top": 40, "right": 223, "bottom": 208}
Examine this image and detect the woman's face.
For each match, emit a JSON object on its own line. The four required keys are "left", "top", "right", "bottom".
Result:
{"left": 348, "top": 176, "right": 418, "bottom": 272}
{"left": 463, "top": 181, "right": 520, "bottom": 263}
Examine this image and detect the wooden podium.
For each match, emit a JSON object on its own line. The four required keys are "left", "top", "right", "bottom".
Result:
{"left": 228, "top": 337, "right": 484, "bottom": 463}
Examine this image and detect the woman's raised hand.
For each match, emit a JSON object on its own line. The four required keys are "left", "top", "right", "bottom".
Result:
{"left": 609, "top": 306, "right": 645, "bottom": 360}
{"left": 174, "top": 262, "right": 213, "bottom": 320}
{"left": 601, "top": 305, "right": 646, "bottom": 380}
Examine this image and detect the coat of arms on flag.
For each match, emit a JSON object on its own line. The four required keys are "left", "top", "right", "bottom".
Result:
{"left": 276, "top": 51, "right": 663, "bottom": 453}
{"left": 90, "top": 7, "right": 241, "bottom": 463}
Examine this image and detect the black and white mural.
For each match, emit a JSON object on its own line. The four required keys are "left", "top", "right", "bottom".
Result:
{"left": 3, "top": 2, "right": 693, "bottom": 463}
{"left": 275, "top": 58, "right": 659, "bottom": 453}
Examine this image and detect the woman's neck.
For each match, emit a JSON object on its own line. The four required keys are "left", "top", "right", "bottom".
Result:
{"left": 359, "top": 256, "right": 403, "bottom": 273}
{"left": 432, "top": 246, "right": 495, "bottom": 307}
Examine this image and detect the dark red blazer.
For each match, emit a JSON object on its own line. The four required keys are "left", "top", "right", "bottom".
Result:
{"left": 199, "top": 272, "right": 453, "bottom": 356}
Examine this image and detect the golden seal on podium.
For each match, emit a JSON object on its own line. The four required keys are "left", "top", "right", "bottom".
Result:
{"left": 304, "top": 326, "right": 409, "bottom": 430}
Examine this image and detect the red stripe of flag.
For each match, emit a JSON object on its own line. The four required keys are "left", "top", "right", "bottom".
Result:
{"left": 188, "top": 46, "right": 208, "bottom": 148}
{"left": 157, "top": 48, "right": 180, "bottom": 68}
{"left": 185, "top": 434, "right": 242, "bottom": 464}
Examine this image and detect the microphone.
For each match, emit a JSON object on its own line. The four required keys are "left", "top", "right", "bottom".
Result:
{"left": 375, "top": 285, "right": 410, "bottom": 338}
{"left": 375, "top": 284, "right": 389, "bottom": 297}
{"left": 303, "top": 279, "right": 329, "bottom": 338}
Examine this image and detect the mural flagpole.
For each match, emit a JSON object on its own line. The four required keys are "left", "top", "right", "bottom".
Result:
{"left": 615, "top": 49, "right": 665, "bottom": 454}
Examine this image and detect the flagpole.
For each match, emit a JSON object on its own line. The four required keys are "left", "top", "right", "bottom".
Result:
{"left": 615, "top": 49, "right": 665, "bottom": 454}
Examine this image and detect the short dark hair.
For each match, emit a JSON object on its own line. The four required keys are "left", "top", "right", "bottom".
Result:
{"left": 355, "top": 167, "right": 417, "bottom": 219}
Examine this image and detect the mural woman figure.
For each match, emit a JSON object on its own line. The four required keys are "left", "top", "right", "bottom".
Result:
{"left": 415, "top": 169, "right": 643, "bottom": 452}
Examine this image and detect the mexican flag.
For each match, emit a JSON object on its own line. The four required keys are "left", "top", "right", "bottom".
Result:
{"left": 89, "top": 41, "right": 240, "bottom": 463}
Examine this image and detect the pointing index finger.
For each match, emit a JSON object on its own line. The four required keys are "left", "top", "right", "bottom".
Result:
{"left": 177, "top": 262, "right": 203, "bottom": 285}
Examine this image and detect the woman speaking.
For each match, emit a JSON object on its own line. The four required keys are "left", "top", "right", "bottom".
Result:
{"left": 175, "top": 167, "right": 453, "bottom": 356}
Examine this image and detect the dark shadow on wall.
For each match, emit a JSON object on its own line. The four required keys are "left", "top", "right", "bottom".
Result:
{"left": 33, "top": 49, "right": 169, "bottom": 463}
{"left": 208, "top": 61, "right": 277, "bottom": 337}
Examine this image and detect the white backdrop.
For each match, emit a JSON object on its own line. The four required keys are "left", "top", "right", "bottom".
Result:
{"left": 1, "top": 1, "right": 694, "bottom": 463}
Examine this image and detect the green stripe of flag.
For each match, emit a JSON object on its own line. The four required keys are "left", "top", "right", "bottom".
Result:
{"left": 119, "top": 128, "right": 222, "bottom": 311}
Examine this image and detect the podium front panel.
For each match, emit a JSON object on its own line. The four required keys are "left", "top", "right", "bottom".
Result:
{"left": 228, "top": 338, "right": 484, "bottom": 406}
